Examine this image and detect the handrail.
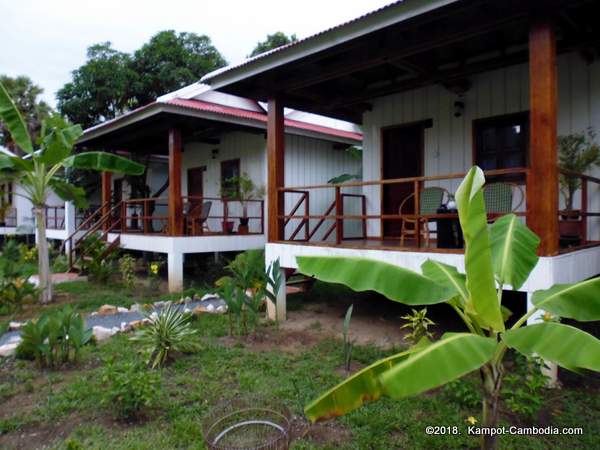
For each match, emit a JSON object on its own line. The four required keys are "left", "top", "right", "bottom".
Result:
{"left": 60, "top": 202, "right": 108, "bottom": 253}
{"left": 279, "top": 167, "right": 529, "bottom": 191}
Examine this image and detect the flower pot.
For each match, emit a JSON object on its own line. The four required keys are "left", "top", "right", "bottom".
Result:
{"left": 238, "top": 217, "right": 250, "bottom": 234}
{"left": 559, "top": 218, "right": 584, "bottom": 248}
{"left": 222, "top": 221, "right": 234, "bottom": 234}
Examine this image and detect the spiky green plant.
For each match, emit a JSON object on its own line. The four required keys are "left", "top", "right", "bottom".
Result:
{"left": 132, "top": 304, "right": 200, "bottom": 368}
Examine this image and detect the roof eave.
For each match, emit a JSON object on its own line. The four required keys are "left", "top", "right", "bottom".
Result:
{"left": 201, "top": 0, "right": 459, "bottom": 90}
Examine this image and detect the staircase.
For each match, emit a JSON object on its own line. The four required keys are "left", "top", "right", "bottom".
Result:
{"left": 284, "top": 268, "right": 315, "bottom": 294}
{"left": 61, "top": 201, "right": 123, "bottom": 273}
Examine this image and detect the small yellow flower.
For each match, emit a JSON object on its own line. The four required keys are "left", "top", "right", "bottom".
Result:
{"left": 150, "top": 263, "right": 159, "bottom": 275}
{"left": 466, "top": 416, "right": 478, "bottom": 425}
{"left": 542, "top": 311, "right": 554, "bottom": 322}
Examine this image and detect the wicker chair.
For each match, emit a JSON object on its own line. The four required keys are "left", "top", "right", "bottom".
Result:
{"left": 399, "top": 187, "right": 448, "bottom": 247}
{"left": 483, "top": 183, "right": 524, "bottom": 216}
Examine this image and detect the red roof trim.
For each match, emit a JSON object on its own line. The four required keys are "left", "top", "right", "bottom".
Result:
{"left": 166, "top": 98, "right": 362, "bottom": 141}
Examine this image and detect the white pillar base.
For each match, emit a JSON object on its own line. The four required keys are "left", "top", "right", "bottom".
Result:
{"left": 167, "top": 252, "right": 184, "bottom": 293}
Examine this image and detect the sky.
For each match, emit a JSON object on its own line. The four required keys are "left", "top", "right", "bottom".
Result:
{"left": 1, "top": 0, "right": 394, "bottom": 107}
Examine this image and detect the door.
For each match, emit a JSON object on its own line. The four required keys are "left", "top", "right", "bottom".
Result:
{"left": 187, "top": 167, "right": 205, "bottom": 208}
{"left": 381, "top": 124, "right": 424, "bottom": 237}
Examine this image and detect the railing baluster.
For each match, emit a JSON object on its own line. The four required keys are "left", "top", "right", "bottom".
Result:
{"left": 335, "top": 186, "right": 343, "bottom": 244}
{"left": 581, "top": 176, "right": 588, "bottom": 243}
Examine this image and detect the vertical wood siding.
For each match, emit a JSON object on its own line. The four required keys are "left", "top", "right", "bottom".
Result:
{"left": 362, "top": 51, "right": 600, "bottom": 240}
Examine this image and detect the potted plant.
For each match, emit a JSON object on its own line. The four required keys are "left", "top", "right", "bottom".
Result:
{"left": 558, "top": 128, "right": 600, "bottom": 245}
{"left": 223, "top": 173, "right": 264, "bottom": 234}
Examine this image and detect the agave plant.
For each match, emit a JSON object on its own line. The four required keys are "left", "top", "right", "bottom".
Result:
{"left": 299, "top": 166, "right": 600, "bottom": 450}
{"left": 132, "top": 304, "right": 200, "bottom": 368}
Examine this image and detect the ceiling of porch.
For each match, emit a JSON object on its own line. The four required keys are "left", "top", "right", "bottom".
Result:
{"left": 211, "top": 0, "right": 600, "bottom": 123}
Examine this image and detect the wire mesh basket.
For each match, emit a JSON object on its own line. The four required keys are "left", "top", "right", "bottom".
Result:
{"left": 203, "top": 396, "right": 293, "bottom": 450}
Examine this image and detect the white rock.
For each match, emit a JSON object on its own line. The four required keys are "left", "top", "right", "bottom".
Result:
{"left": 149, "top": 312, "right": 159, "bottom": 322}
{"left": 183, "top": 307, "right": 191, "bottom": 313}
{"left": 90, "top": 312, "right": 98, "bottom": 316}
{"left": 216, "top": 305, "right": 227, "bottom": 314}
{"left": 201, "top": 293, "right": 218, "bottom": 302}
{"left": 8, "top": 321, "right": 23, "bottom": 331}
{"left": 206, "top": 304, "right": 215, "bottom": 312}
{"left": 0, "top": 343, "right": 18, "bottom": 357}
{"left": 120, "top": 321, "right": 128, "bottom": 331}
{"left": 184, "top": 296, "right": 192, "bottom": 304}
{"left": 117, "top": 307, "right": 129, "bottom": 313}
{"left": 130, "top": 304, "right": 142, "bottom": 313}
{"left": 92, "top": 326, "right": 118, "bottom": 342}
{"left": 154, "top": 301, "right": 166, "bottom": 308}
{"left": 7, "top": 335, "right": 22, "bottom": 345}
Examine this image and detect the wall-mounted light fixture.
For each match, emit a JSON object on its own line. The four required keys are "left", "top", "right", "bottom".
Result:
{"left": 211, "top": 148, "right": 219, "bottom": 159}
{"left": 453, "top": 100, "right": 465, "bottom": 118}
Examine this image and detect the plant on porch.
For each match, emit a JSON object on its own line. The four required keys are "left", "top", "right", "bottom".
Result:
{"left": 221, "top": 173, "right": 264, "bottom": 234}
{"left": 298, "top": 166, "right": 600, "bottom": 450}
{"left": 0, "top": 81, "right": 144, "bottom": 304}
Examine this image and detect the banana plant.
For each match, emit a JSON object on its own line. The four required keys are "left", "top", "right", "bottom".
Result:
{"left": 298, "top": 166, "right": 600, "bottom": 450}
{"left": 0, "top": 81, "right": 144, "bottom": 303}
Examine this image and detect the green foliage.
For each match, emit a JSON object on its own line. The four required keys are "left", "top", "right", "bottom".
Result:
{"left": 80, "top": 234, "right": 119, "bottom": 282}
{"left": 58, "top": 33, "right": 226, "bottom": 127}
{"left": 16, "top": 305, "right": 92, "bottom": 368}
{"left": 119, "top": 254, "right": 136, "bottom": 290}
{"left": 502, "top": 355, "right": 547, "bottom": 420}
{"left": 342, "top": 305, "right": 354, "bottom": 371}
{"left": 327, "top": 146, "right": 363, "bottom": 184}
{"left": 400, "top": 307, "right": 436, "bottom": 345}
{"left": 444, "top": 377, "right": 481, "bottom": 409}
{"left": 299, "top": 166, "right": 600, "bottom": 450}
{"left": 131, "top": 304, "right": 200, "bottom": 368}
{"left": 221, "top": 172, "right": 264, "bottom": 217}
{"left": 558, "top": 128, "right": 600, "bottom": 210}
{"left": 101, "top": 359, "right": 161, "bottom": 420}
{"left": 215, "top": 251, "right": 282, "bottom": 335}
{"left": 0, "top": 240, "right": 38, "bottom": 312}
{"left": 248, "top": 31, "right": 298, "bottom": 57}
{"left": 0, "top": 75, "right": 51, "bottom": 150}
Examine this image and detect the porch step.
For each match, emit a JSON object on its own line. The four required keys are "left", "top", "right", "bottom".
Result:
{"left": 286, "top": 274, "right": 315, "bottom": 294}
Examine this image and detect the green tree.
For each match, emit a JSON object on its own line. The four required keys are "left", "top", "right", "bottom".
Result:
{"left": 299, "top": 166, "right": 600, "bottom": 450}
{"left": 0, "top": 81, "right": 144, "bottom": 304}
{"left": 0, "top": 75, "right": 52, "bottom": 153}
{"left": 130, "top": 30, "right": 226, "bottom": 105}
{"left": 248, "top": 32, "right": 298, "bottom": 57}
{"left": 57, "top": 42, "right": 136, "bottom": 129}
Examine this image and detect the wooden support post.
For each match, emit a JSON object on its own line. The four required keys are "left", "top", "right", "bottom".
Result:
{"left": 101, "top": 172, "right": 111, "bottom": 232}
{"left": 267, "top": 98, "right": 285, "bottom": 242}
{"left": 304, "top": 194, "right": 310, "bottom": 241}
{"left": 143, "top": 200, "right": 151, "bottom": 234}
{"left": 414, "top": 180, "right": 421, "bottom": 248}
{"left": 528, "top": 18, "right": 559, "bottom": 256}
{"left": 168, "top": 128, "right": 183, "bottom": 236}
{"left": 335, "top": 186, "right": 343, "bottom": 244}
{"left": 581, "top": 178, "right": 588, "bottom": 243}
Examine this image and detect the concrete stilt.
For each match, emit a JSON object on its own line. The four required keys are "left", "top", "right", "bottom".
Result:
{"left": 167, "top": 252, "right": 184, "bottom": 293}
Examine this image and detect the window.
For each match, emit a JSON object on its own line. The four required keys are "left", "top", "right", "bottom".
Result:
{"left": 474, "top": 113, "right": 528, "bottom": 177}
{"left": 0, "top": 182, "right": 12, "bottom": 207}
{"left": 220, "top": 159, "right": 240, "bottom": 198}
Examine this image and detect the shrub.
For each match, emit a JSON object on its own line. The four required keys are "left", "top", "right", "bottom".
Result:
{"left": 502, "top": 354, "right": 547, "bottom": 420}
{"left": 101, "top": 360, "right": 161, "bottom": 420}
{"left": 51, "top": 254, "right": 69, "bottom": 273}
{"left": 16, "top": 306, "right": 92, "bottom": 368}
{"left": 80, "top": 234, "right": 119, "bottom": 282}
{"left": 119, "top": 254, "right": 136, "bottom": 290}
{"left": 0, "top": 240, "right": 38, "bottom": 312}
{"left": 131, "top": 304, "right": 200, "bottom": 368}
{"left": 400, "top": 308, "right": 436, "bottom": 345}
{"left": 445, "top": 378, "right": 482, "bottom": 409}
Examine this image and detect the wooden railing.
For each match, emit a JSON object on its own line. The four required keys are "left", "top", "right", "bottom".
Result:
{"left": 118, "top": 196, "right": 265, "bottom": 236}
{"left": 558, "top": 169, "right": 600, "bottom": 249}
{"left": 278, "top": 167, "right": 529, "bottom": 248}
{"left": 45, "top": 205, "right": 65, "bottom": 230}
{"left": 2, "top": 207, "right": 17, "bottom": 227}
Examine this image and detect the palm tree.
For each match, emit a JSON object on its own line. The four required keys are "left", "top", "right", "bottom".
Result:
{"left": 0, "top": 81, "right": 144, "bottom": 303}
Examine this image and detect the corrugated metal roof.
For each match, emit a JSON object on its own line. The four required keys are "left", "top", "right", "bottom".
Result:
{"left": 166, "top": 98, "right": 362, "bottom": 141}
{"left": 203, "top": 1, "right": 406, "bottom": 81}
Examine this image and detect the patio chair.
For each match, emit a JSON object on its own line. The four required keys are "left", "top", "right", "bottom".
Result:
{"left": 399, "top": 186, "right": 447, "bottom": 247}
{"left": 483, "top": 183, "right": 524, "bottom": 216}
{"left": 186, "top": 201, "right": 212, "bottom": 235}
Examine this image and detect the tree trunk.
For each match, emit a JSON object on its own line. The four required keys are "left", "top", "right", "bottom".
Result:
{"left": 34, "top": 207, "right": 52, "bottom": 304}
{"left": 481, "top": 366, "right": 502, "bottom": 450}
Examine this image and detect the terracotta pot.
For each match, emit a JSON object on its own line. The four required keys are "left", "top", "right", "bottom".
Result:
{"left": 558, "top": 219, "right": 583, "bottom": 237}
{"left": 222, "top": 221, "right": 234, "bottom": 234}
{"left": 238, "top": 225, "right": 249, "bottom": 234}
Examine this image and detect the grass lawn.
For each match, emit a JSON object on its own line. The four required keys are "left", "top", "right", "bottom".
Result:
{"left": 0, "top": 281, "right": 599, "bottom": 449}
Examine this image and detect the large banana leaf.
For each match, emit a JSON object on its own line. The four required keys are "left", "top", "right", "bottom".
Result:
{"left": 297, "top": 256, "right": 454, "bottom": 305}
{"left": 455, "top": 167, "right": 504, "bottom": 331}
{"left": 380, "top": 333, "right": 497, "bottom": 398}
{"left": 0, "top": 82, "right": 33, "bottom": 154}
{"left": 49, "top": 179, "right": 88, "bottom": 208}
{"left": 63, "top": 151, "right": 144, "bottom": 175}
{"left": 38, "top": 124, "right": 83, "bottom": 165}
{"left": 490, "top": 214, "right": 540, "bottom": 289}
{"left": 532, "top": 277, "right": 600, "bottom": 321}
{"left": 304, "top": 339, "right": 429, "bottom": 422}
{"left": 421, "top": 260, "right": 468, "bottom": 304}
{"left": 502, "top": 322, "right": 600, "bottom": 371}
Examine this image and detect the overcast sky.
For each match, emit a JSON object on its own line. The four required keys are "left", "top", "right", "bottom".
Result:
{"left": 2, "top": 0, "right": 393, "bottom": 107}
